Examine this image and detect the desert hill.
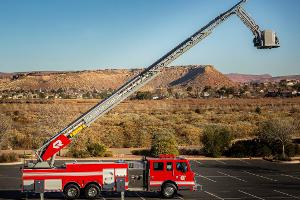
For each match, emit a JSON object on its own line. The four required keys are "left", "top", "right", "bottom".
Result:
{"left": 227, "top": 73, "right": 300, "bottom": 83}
{"left": 0, "top": 65, "right": 236, "bottom": 91}
{"left": 169, "top": 65, "right": 236, "bottom": 88}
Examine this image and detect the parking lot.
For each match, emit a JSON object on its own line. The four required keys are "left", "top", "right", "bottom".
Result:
{"left": 0, "top": 159, "right": 300, "bottom": 199}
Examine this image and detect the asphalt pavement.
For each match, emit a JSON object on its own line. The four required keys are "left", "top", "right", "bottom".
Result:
{"left": 0, "top": 159, "right": 300, "bottom": 200}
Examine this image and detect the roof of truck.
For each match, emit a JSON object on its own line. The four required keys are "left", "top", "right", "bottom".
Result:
{"left": 147, "top": 156, "right": 187, "bottom": 161}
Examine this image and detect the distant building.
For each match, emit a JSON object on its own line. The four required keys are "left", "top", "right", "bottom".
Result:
{"left": 203, "top": 92, "right": 210, "bottom": 98}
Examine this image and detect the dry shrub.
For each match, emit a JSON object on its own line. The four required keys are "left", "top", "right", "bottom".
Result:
{"left": 201, "top": 125, "right": 232, "bottom": 157}
{"left": 98, "top": 126, "right": 125, "bottom": 148}
{"left": 1, "top": 98, "right": 300, "bottom": 150}
{"left": 150, "top": 130, "right": 179, "bottom": 157}
{"left": 9, "top": 130, "right": 26, "bottom": 149}
{"left": 228, "top": 122, "right": 256, "bottom": 138}
{"left": 175, "top": 124, "right": 201, "bottom": 145}
{"left": 0, "top": 152, "right": 19, "bottom": 163}
{"left": 0, "top": 113, "right": 13, "bottom": 147}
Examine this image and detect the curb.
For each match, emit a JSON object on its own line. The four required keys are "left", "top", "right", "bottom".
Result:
{"left": 263, "top": 157, "right": 300, "bottom": 164}
{"left": 0, "top": 161, "right": 23, "bottom": 165}
{"left": 279, "top": 160, "right": 300, "bottom": 164}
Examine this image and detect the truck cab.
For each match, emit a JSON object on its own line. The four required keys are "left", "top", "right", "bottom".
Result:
{"left": 127, "top": 155, "right": 197, "bottom": 198}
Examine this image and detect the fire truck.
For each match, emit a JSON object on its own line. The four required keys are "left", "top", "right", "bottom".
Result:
{"left": 21, "top": 0, "right": 279, "bottom": 199}
{"left": 23, "top": 155, "right": 196, "bottom": 199}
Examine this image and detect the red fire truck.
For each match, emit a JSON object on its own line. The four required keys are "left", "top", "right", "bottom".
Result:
{"left": 21, "top": 0, "right": 278, "bottom": 199}
{"left": 23, "top": 155, "right": 196, "bottom": 199}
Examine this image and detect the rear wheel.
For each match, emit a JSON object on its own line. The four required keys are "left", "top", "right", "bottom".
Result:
{"left": 161, "top": 183, "right": 177, "bottom": 198}
{"left": 84, "top": 183, "right": 101, "bottom": 199}
{"left": 64, "top": 183, "right": 80, "bottom": 199}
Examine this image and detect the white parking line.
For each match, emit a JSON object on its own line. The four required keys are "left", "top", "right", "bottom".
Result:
{"left": 177, "top": 195, "right": 184, "bottom": 200}
{"left": 238, "top": 190, "right": 265, "bottom": 200}
{"left": 215, "top": 160, "right": 226, "bottom": 164}
{"left": 195, "top": 160, "right": 202, "bottom": 165}
{"left": 204, "top": 190, "right": 224, "bottom": 200}
{"left": 243, "top": 171, "right": 278, "bottom": 182}
{"left": 196, "top": 173, "right": 217, "bottom": 182}
{"left": 281, "top": 174, "right": 300, "bottom": 180}
{"left": 238, "top": 159, "right": 251, "bottom": 165}
{"left": 135, "top": 192, "right": 146, "bottom": 200}
{"left": 217, "top": 171, "right": 247, "bottom": 182}
{"left": 274, "top": 190, "right": 300, "bottom": 199}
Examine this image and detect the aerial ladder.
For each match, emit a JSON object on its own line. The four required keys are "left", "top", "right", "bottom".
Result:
{"left": 29, "top": 0, "right": 279, "bottom": 168}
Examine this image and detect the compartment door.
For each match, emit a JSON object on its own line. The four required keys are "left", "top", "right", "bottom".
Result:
{"left": 103, "top": 169, "right": 115, "bottom": 190}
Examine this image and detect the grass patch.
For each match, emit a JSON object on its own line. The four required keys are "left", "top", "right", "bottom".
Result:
{"left": 0, "top": 153, "right": 19, "bottom": 163}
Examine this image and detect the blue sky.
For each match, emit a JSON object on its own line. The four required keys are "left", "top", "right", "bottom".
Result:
{"left": 0, "top": 0, "right": 299, "bottom": 75}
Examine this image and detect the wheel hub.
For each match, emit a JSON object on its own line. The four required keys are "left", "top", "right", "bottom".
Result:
{"left": 88, "top": 187, "right": 97, "bottom": 197}
{"left": 165, "top": 186, "right": 174, "bottom": 196}
{"left": 67, "top": 188, "right": 78, "bottom": 197}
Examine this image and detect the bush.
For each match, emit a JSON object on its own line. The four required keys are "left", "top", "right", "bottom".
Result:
{"left": 131, "top": 149, "right": 151, "bottom": 156}
{"left": 287, "top": 144, "right": 300, "bottom": 157}
{"left": 86, "top": 142, "right": 107, "bottom": 157}
{"left": 179, "top": 148, "right": 203, "bottom": 155}
{"left": 201, "top": 125, "right": 232, "bottom": 157}
{"left": 289, "top": 107, "right": 299, "bottom": 114}
{"left": 175, "top": 124, "right": 201, "bottom": 146}
{"left": 0, "top": 152, "right": 19, "bottom": 163}
{"left": 275, "top": 154, "right": 292, "bottom": 161}
{"left": 69, "top": 142, "right": 109, "bottom": 158}
{"left": 150, "top": 131, "right": 179, "bottom": 157}
{"left": 226, "top": 139, "right": 300, "bottom": 158}
{"left": 255, "top": 106, "right": 261, "bottom": 114}
{"left": 195, "top": 108, "right": 202, "bottom": 114}
{"left": 134, "top": 91, "right": 152, "bottom": 100}
{"left": 132, "top": 148, "right": 204, "bottom": 157}
{"left": 226, "top": 139, "right": 272, "bottom": 158}
{"left": 71, "top": 150, "right": 89, "bottom": 158}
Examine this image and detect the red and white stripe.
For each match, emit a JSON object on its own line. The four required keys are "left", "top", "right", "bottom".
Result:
{"left": 23, "top": 171, "right": 103, "bottom": 177}
{"left": 150, "top": 181, "right": 195, "bottom": 185}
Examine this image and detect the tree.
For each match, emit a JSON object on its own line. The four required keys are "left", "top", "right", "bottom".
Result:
{"left": 257, "top": 118, "right": 296, "bottom": 159}
{"left": 135, "top": 91, "right": 152, "bottom": 100}
{"left": 225, "top": 87, "right": 235, "bottom": 95}
{"left": 201, "top": 125, "right": 232, "bottom": 157}
{"left": 292, "top": 83, "right": 300, "bottom": 91}
{"left": 203, "top": 86, "right": 212, "bottom": 92}
{"left": 186, "top": 86, "right": 193, "bottom": 92}
{"left": 150, "top": 130, "right": 179, "bottom": 157}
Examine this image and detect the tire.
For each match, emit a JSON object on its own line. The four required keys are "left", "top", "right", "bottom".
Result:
{"left": 84, "top": 183, "right": 101, "bottom": 199}
{"left": 161, "top": 183, "right": 177, "bottom": 198}
{"left": 64, "top": 183, "right": 80, "bottom": 199}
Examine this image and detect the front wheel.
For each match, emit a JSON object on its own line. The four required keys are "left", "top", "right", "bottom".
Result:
{"left": 161, "top": 183, "right": 177, "bottom": 198}
{"left": 64, "top": 183, "right": 80, "bottom": 199}
{"left": 84, "top": 183, "right": 101, "bottom": 199}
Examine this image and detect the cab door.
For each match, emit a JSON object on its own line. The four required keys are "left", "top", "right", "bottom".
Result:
{"left": 174, "top": 161, "right": 189, "bottom": 183}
